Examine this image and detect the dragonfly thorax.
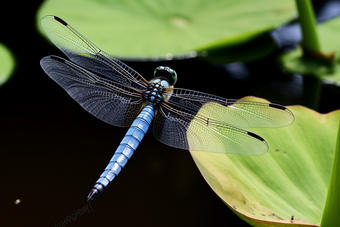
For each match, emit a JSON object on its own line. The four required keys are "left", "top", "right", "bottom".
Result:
{"left": 143, "top": 81, "right": 166, "bottom": 104}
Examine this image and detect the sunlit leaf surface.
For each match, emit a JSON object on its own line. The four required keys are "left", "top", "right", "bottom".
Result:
{"left": 191, "top": 97, "right": 339, "bottom": 226}
{"left": 37, "top": 0, "right": 295, "bottom": 61}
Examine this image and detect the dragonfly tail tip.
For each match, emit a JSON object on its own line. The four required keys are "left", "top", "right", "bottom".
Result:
{"left": 87, "top": 189, "right": 100, "bottom": 202}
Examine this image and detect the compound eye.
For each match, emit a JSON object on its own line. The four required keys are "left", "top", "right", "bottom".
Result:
{"left": 153, "top": 66, "right": 164, "bottom": 79}
{"left": 153, "top": 66, "right": 177, "bottom": 86}
{"left": 167, "top": 68, "right": 177, "bottom": 86}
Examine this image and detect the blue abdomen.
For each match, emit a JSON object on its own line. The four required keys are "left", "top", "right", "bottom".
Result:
{"left": 87, "top": 102, "right": 155, "bottom": 200}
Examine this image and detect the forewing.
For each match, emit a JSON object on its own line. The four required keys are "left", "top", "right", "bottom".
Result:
{"left": 153, "top": 102, "right": 268, "bottom": 155}
{"left": 40, "top": 56, "right": 143, "bottom": 127}
{"left": 41, "top": 15, "right": 149, "bottom": 90}
{"left": 164, "top": 88, "right": 294, "bottom": 128}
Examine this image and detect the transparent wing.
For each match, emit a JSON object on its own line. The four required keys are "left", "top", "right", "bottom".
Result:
{"left": 164, "top": 88, "right": 294, "bottom": 128}
{"left": 41, "top": 15, "right": 149, "bottom": 90}
{"left": 153, "top": 102, "right": 268, "bottom": 155}
{"left": 40, "top": 56, "right": 143, "bottom": 127}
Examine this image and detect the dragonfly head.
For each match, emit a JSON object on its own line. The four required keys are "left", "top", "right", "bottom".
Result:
{"left": 153, "top": 66, "right": 177, "bottom": 87}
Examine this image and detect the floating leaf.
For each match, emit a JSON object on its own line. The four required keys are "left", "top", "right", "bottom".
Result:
{"left": 281, "top": 15, "right": 340, "bottom": 86}
{"left": 0, "top": 42, "right": 14, "bottom": 86}
{"left": 191, "top": 96, "right": 339, "bottom": 226}
{"left": 37, "top": 0, "right": 295, "bottom": 61}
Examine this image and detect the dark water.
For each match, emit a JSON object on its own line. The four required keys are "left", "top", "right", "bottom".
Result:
{"left": 1, "top": 1, "right": 340, "bottom": 227}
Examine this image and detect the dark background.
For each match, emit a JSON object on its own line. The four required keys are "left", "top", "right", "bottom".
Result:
{"left": 1, "top": 1, "right": 340, "bottom": 226}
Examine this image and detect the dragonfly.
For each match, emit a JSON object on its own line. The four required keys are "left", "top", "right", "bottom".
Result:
{"left": 40, "top": 15, "right": 294, "bottom": 202}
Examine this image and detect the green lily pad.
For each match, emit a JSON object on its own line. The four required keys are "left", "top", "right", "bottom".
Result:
{"left": 190, "top": 96, "right": 339, "bottom": 226}
{"left": 37, "top": 0, "right": 295, "bottom": 61}
{"left": 0, "top": 43, "right": 14, "bottom": 86}
{"left": 281, "top": 16, "right": 340, "bottom": 86}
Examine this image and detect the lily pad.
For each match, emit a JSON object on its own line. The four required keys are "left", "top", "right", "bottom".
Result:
{"left": 281, "top": 15, "right": 340, "bottom": 86}
{"left": 0, "top": 42, "right": 14, "bottom": 86}
{"left": 37, "top": 0, "right": 295, "bottom": 61}
{"left": 190, "top": 96, "right": 339, "bottom": 226}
